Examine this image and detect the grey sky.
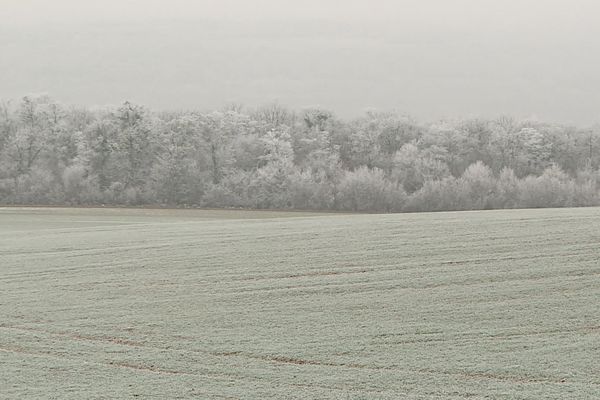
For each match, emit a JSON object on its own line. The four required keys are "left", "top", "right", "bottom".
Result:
{"left": 1, "top": 0, "right": 599, "bottom": 123}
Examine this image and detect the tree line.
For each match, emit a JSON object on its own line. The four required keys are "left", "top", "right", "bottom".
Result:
{"left": 1, "top": 95, "right": 599, "bottom": 212}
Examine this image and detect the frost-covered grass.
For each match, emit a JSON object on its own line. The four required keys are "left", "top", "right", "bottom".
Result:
{"left": 1, "top": 207, "right": 599, "bottom": 399}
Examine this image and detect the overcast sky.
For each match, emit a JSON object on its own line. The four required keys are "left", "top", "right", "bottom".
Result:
{"left": 1, "top": 0, "right": 599, "bottom": 124}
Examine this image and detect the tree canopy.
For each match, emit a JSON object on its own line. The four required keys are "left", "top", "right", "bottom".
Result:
{"left": 1, "top": 96, "right": 599, "bottom": 212}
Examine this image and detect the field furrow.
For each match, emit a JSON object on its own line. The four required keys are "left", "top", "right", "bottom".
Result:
{"left": 1, "top": 207, "right": 599, "bottom": 399}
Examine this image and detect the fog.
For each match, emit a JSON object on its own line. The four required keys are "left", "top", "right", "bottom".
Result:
{"left": 2, "top": 0, "right": 600, "bottom": 123}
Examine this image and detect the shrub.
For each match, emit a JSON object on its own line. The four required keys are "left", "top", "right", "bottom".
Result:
{"left": 337, "top": 166, "right": 406, "bottom": 212}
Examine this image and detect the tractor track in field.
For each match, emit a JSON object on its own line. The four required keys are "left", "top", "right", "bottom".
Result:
{"left": 0, "top": 344, "right": 395, "bottom": 396}
{"left": 1, "top": 342, "right": 579, "bottom": 388}
{"left": 226, "top": 266, "right": 600, "bottom": 298}
{"left": 224, "top": 248, "right": 595, "bottom": 284}
{"left": 3, "top": 323, "right": 598, "bottom": 387}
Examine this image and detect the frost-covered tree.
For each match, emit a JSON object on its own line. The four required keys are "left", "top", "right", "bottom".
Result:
{"left": 0, "top": 95, "right": 599, "bottom": 212}
{"left": 337, "top": 166, "right": 406, "bottom": 212}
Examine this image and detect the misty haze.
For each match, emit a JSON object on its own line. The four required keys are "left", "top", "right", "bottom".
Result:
{"left": 3, "top": 0, "right": 600, "bottom": 123}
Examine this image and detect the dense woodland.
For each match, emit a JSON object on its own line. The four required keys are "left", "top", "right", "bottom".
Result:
{"left": 1, "top": 95, "right": 600, "bottom": 212}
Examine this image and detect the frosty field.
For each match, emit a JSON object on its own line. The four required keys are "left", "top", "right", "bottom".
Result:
{"left": 1, "top": 207, "right": 600, "bottom": 399}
